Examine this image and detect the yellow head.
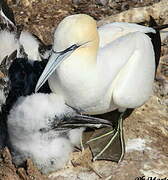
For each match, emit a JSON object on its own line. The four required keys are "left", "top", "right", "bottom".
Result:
{"left": 53, "top": 14, "right": 99, "bottom": 52}
{"left": 35, "top": 14, "right": 99, "bottom": 92}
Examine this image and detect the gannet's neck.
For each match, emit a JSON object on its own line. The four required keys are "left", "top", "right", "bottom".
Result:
{"left": 67, "top": 42, "right": 98, "bottom": 65}
{"left": 48, "top": 42, "right": 108, "bottom": 109}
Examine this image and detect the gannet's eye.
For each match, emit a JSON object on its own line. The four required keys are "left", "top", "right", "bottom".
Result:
{"left": 74, "top": 44, "right": 81, "bottom": 49}
{"left": 61, "top": 44, "right": 79, "bottom": 54}
{"left": 52, "top": 44, "right": 80, "bottom": 55}
{"left": 69, "top": 44, "right": 79, "bottom": 51}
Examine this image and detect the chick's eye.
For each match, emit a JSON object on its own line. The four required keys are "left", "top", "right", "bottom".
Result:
{"left": 39, "top": 128, "right": 48, "bottom": 133}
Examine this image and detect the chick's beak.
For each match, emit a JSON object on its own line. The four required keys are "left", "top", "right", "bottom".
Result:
{"left": 53, "top": 115, "right": 112, "bottom": 130}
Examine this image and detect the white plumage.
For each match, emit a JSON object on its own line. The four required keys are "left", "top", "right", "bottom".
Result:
{"left": 0, "top": 30, "right": 44, "bottom": 64}
{"left": 98, "top": 22, "right": 155, "bottom": 48}
{"left": 0, "top": 30, "right": 19, "bottom": 64}
{"left": 19, "top": 31, "right": 43, "bottom": 61}
{"left": 36, "top": 14, "right": 155, "bottom": 115}
{"left": 8, "top": 93, "right": 83, "bottom": 173}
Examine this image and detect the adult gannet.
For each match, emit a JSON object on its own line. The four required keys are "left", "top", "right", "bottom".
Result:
{"left": 35, "top": 14, "right": 159, "bottom": 111}
{"left": 35, "top": 14, "right": 164, "bottom": 161}
{"left": 7, "top": 93, "right": 111, "bottom": 174}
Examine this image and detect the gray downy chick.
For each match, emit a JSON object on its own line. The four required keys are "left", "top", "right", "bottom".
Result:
{"left": 7, "top": 93, "right": 111, "bottom": 174}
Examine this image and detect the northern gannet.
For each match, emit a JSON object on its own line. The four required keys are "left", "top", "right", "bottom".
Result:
{"left": 35, "top": 14, "right": 164, "bottom": 161}
{"left": 36, "top": 14, "right": 158, "bottom": 112}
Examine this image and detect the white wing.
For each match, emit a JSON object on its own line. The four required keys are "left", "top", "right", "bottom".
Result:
{"left": 97, "top": 31, "right": 155, "bottom": 109}
{"left": 98, "top": 22, "right": 156, "bottom": 48}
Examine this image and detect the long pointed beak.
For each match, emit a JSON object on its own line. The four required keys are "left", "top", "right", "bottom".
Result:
{"left": 52, "top": 115, "right": 112, "bottom": 130}
{"left": 35, "top": 46, "right": 77, "bottom": 92}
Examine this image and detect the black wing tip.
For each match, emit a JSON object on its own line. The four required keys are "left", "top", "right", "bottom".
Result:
{"left": 146, "top": 16, "right": 161, "bottom": 72}
{"left": 149, "top": 16, "right": 157, "bottom": 27}
{"left": 148, "top": 15, "right": 168, "bottom": 31}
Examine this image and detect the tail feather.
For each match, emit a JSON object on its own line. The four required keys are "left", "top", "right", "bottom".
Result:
{"left": 153, "top": 24, "right": 168, "bottom": 31}
{"left": 146, "top": 16, "right": 161, "bottom": 73}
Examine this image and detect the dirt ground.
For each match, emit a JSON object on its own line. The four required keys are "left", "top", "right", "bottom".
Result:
{"left": 0, "top": 0, "right": 168, "bottom": 179}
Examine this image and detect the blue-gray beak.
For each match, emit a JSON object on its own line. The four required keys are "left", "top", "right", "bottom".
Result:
{"left": 35, "top": 44, "right": 79, "bottom": 92}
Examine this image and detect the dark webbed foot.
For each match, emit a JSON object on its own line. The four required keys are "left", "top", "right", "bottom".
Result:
{"left": 83, "top": 109, "right": 133, "bottom": 162}
{"left": 86, "top": 112, "right": 125, "bottom": 162}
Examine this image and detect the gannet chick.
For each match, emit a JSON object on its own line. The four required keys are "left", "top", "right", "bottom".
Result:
{"left": 7, "top": 93, "right": 111, "bottom": 174}
{"left": 35, "top": 14, "right": 167, "bottom": 161}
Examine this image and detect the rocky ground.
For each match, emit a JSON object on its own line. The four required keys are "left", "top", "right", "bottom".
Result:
{"left": 0, "top": 0, "right": 167, "bottom": 179}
